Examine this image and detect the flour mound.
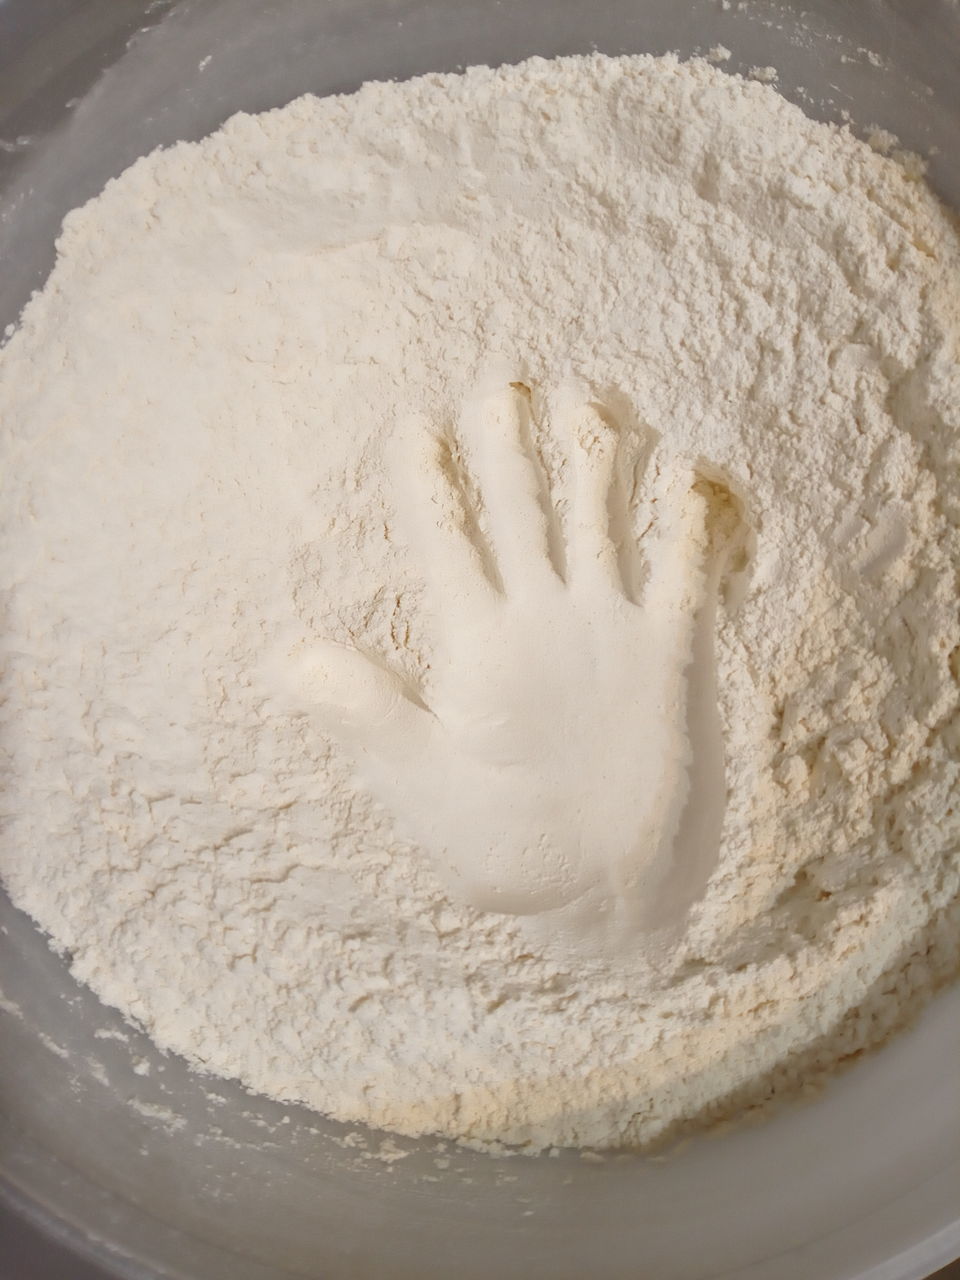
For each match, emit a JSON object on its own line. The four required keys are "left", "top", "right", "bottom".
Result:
{"left": 1, "top": 53, "right": 959, "bottom": 1152}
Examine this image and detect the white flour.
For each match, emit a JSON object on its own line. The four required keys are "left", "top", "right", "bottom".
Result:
{"left": 1, "top": 53, "right": 959, "bottom": 1151}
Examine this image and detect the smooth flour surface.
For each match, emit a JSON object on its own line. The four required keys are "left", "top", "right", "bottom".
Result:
{"left": 1, "top": 54, "right": 959, "bottom": 1152}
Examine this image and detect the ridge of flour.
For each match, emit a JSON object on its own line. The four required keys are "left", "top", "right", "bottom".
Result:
{"left": 1, "top": 53, "right": 959, "bottom": 1151}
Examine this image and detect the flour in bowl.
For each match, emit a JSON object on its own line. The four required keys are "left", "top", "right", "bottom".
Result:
{"left": 1, "top": 53, "right": 958, "bottom": 1151}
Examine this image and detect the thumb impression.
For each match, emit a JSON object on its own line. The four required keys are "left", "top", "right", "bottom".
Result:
{"left": 294, "top": 641, "right": 433, "bottom": 758}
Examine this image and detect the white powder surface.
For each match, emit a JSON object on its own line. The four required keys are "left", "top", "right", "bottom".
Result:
{"left": 2, "top": 53, "right": 959, "bottom": 1152}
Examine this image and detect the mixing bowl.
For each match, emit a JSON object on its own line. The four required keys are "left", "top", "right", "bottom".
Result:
{"left": 1, "top": 2, "right": 959, "bottom": 1277}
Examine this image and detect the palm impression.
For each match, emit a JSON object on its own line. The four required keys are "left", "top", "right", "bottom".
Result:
{"left": 291, "top": 384, "right": 751, "bottom": 941}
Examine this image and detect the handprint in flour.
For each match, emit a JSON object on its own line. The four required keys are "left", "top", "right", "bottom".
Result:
{"left": 291, "top": 384, "right": 751, "bottom": 941}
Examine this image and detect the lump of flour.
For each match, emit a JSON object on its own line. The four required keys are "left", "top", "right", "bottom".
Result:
{"left": 1, "top": 53, "right": 959, "bottom": 1152}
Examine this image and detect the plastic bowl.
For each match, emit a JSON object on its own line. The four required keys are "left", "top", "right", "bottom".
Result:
{"left": 1, "top": 2, "right": 959, "bottom": 1277}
